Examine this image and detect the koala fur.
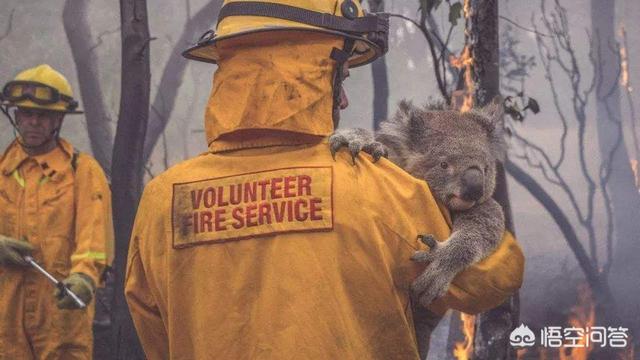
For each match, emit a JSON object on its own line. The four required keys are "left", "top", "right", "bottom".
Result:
{"left": 329, "top": 97, "right": 506, "bottom": 307}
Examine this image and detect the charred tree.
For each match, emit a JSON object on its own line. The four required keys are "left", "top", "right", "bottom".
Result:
{"left": 466, "top": 1, "right": 519, "bottom": 359}
{"left": 111, "top": 0, "right": 151, "bottom": 358}
{"left": 62, "top": 0, "right": 114, "bottom": 174}
{"left": 143, "top": 0, "right": 222, "bottom": 164}
{"left": 591, "top": 0, "right": 640, "bottom": 339}
{"left": 367, "top": 0, "right": 388, "bottom": 129}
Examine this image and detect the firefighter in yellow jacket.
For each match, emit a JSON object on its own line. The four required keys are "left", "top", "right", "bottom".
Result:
{"left": 125, "top": 0, "right": 524, "bottom": 358}
{"left": 0, "top": 64, "right": 114, "bottom": 359}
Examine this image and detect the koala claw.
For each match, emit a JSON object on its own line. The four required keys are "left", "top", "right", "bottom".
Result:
{"left": 348, "top": 142, "right": 365, "bottom": 165}
{"left": 417, "top": 234, "right": 437, "bottom": 248}
{"left": 363, "top": 142, "right": 389, "bottom": 163}
{"left": 328, "top": 128, "right": 388, "bottom": 165}
{"left": 329, "top": 133, "right": 348, "bottom": 160}
{"left": 411, "top": 264, "right": 455, "bottom": 307}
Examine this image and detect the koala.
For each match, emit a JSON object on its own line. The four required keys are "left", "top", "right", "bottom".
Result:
{"left": 329, "top": 97, "right": 506, "bottom": 307}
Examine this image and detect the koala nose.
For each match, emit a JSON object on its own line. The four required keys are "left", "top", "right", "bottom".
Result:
{"left": 461, "top": 167, "right": 484, "bottom": 202}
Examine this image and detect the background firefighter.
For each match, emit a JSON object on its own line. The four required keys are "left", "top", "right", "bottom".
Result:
{"left": 0, "top": 64, "right": 114, "bottom": 359}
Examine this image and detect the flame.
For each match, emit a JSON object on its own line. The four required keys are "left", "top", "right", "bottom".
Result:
{"left": 619, "top": 26, "right": 633, "bottom": 93}
{"left": 463, "top": 0, "right": 471, "bottom": 21}
{"left": 449, "top": 46, "right": 475, "bottom": 113}
{"left": 453, "top": 313, "right": 476, "bottom": 360}
{"left": 449, "top": 0, "right": 474, "bottom": 113}
{"left": 558, "top": 283, "right": 595, "bottom": 360}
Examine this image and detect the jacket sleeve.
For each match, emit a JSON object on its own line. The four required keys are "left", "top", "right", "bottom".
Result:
{"left": 427, "top": 230, "right": 524, "bottom": 315}
{"left": 420, "top": 197, "right": 524, "bottom": 316}
{"left": 125, "top": 181, "right": 169, "bottom": 358}
{"left": 71, "top": 155, "right": 115, "bottom": 286}
{"left": 372, "top": 158, "right": 524, "bottom": 315}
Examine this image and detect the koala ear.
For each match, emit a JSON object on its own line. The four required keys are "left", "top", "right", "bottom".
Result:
{"left": 407, "top": 109, "right": 428, "bottom": 147}
{"left": 398, "top": 100, "right": 413, "bottom": 115}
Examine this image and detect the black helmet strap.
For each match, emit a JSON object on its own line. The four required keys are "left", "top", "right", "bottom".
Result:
{"left": 1, "top": 105, "right": 63, "bottom": 150}
{"left": 330, "top": 38, "right": 355, "bottom": 129}
{"left": 216, "top": 2, "right": 387, "bottom": 34}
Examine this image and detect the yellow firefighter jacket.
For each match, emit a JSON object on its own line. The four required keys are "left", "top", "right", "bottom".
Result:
{"left": 125, "top": 33, "right": 524, "bottom": 360}
{"left": 0, "top": 138, "right": 114, "bottom": 359}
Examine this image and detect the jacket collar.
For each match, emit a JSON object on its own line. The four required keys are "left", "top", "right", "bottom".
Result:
{"left": 1, "top": 138, "right": 75, "bottom": 178}
{"left": 209, "top": 129, "right": 325, "bottom": 153}
{"left": 204, "top": 34, "right": 340, "bottom": 150}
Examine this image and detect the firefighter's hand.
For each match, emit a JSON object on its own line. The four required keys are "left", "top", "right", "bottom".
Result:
{"left": 54, "top": 273, "right": 95, "bottom": 309}
{"left": 0, "top": 235, "right": 33, "bottom": 267}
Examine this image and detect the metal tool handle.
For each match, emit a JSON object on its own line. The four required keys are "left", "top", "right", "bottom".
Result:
{"left": 24, "top": 256, "right": 87, "bottom": 309}
{"left": 56, "top": 282, "right": 87, "bottom": 309}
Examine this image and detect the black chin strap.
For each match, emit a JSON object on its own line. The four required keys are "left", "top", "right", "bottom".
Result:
{"left": 1, "top": 105, "right": 61, "bottom": 150}
{"left": 330, "top": 38, "right": 355, "bottom": 129}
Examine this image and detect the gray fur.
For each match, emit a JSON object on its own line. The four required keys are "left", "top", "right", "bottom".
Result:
{"left": 329, "top": 97, "right": 506, "bottom": 307}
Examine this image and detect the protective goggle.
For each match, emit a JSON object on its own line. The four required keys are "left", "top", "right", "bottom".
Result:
{"left": 1, "top": 81, "right": 79, "bottom": 112}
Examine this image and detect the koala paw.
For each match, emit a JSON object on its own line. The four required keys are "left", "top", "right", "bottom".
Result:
{"left": 410, "top": 240, "right": 456, "bottom": 306}
{"left": 329, "top": 128, "right": 388, "bottom": 164}
{"left": 417, "top": 234, "right": 437, "bottom": 249}
{"left": 411, "top": 263, "right": 456, "bottom": 307}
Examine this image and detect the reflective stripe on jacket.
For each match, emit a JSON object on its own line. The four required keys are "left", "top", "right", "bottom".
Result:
{"left": 0, "top": 138, "right": 114, "bottom": 359}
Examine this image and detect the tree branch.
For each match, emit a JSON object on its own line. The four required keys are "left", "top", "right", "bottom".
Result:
{"left": 0, "top": 9, "right": 15, "bottom": 42}
{"left": 142, "top": 0, "right": 222, "bottom": 164}
{"left": 63, "top": 0, "right": 115, "bottom": 173}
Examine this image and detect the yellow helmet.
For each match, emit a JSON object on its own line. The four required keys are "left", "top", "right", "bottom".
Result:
{"left": 182, "top": 0, "right": 389, "bottom": 68}
{"left": 1, "top": 64, "right": 82, "bottom": 114}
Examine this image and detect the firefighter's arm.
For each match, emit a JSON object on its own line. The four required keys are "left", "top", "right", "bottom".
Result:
{"left": 373, "top": 158, "right": 524, "bottom": 315}
{"left": 71, "top": 155, "right": 114, "bottom": 286}
{"left": 410, "top": 199, "right": 525, "bottom": 315}
{"left": 125, "top": 236, "right": 169, "bottom": 359}
{"left": 412, "top": 189, "right": 524, "bottom": 315}
{"left": 125, "top": 181, "right": 169, "bottom": 358}
{"left": 427, "top": 230, "right": 524, "bottom": 315}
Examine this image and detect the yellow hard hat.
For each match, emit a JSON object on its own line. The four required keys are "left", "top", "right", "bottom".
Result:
{"left": 182, "top": 0, "right": 389, "bottom": 68}
{"left": 1, "top": 64, "right": 82, "bottom": 114}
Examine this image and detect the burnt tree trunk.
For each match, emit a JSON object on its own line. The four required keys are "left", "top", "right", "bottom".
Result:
{"left": 111, "top": 0, "right": 151, "bottom": 358}
{"left": 62, "top": 0, "right": 114, "bottom": 174}
{"left": 468, "top": 1, "right": 519, "bottom": 359}
{"left": 591, "top": 0, "right": 640, "bottom": 341}
{"left": 367, "top": 0, "right": 389, "bottom": 129}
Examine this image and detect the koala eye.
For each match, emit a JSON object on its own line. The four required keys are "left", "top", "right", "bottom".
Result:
{"left": 440, "top": 161, "right": 449, "bottom": 169}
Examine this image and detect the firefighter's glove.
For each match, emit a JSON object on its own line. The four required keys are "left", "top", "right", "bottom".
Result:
{"left": 54, "top": 272, "right": 95, "bottom": 309}
{"left": 0, "top": 235, "right": 33, "bottom": 267}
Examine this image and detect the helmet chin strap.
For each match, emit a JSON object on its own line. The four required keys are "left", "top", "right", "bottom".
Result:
{"left": 330, "top": 39, "right": 355, "bottom": 129}
{"left": 1, "top": 105, "right": 60, "bottom": 150}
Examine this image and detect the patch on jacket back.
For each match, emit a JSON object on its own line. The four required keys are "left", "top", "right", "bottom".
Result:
{"left": 172, "top": 167, "right": 333, "bottom": 248}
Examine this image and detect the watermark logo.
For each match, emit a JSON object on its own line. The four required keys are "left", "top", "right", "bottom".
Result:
{"left": 510, "top": 324, "right": 630, "bottom": 348}
{"left": 510, "top": 324, "right": 536, "bottom": 347}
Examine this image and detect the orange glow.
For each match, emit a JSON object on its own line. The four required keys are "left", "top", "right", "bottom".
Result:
{"left": 449, "top": 45, "right": 475, "bottom": 113}
{"left": 516, "top": 348, "right": 528, "bottom": 359}
{"left": 449, "top": 0, "right": 474, "bottom": 113}
{"left": 558, "top": 283, "right": 595, "bottom": 360}
{"left": 453, "top": 313, "right": 476, "bottom": 360}
{"left": 619, "top": 26, "right": 632, "bottom": 93}
{"left": 463, "top": 0, "right": 471, "bottom": 22}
